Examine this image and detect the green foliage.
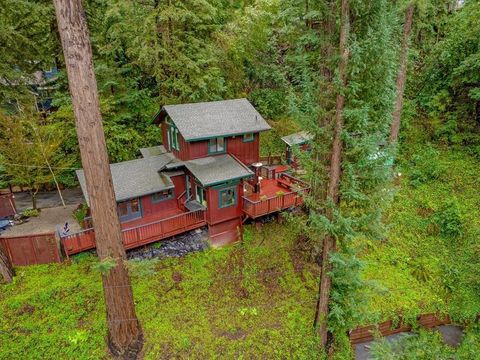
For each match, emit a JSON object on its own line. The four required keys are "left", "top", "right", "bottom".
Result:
{"left": 0, "top": 223, "right": 322, "bottom": 359}
{"left": 417, "top": 1, "right": 480, "bottom": 148}
{"left": 370, "top": 326, "right": 480, "bottom": 360}
{"left": 91, "top": 257, "right": 117, "bottom": 275}
{"left": 433, "top": 200, "right": 463, "bottom": 238}
{"left": 21, "top": 208, "right": 40, "bottom": 218}
{"left": 73, "top": 204, "right": 89, "bottom": 227}
{"left": 406, "top": 145, "right": 443, "bottom": 186}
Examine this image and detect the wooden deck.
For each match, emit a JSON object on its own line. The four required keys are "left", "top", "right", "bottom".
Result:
{"left": 242, "top": 173, "right": 309, "bottom": 219}
{"left": 60, "top": 209, "right": 206, "bottom": 256}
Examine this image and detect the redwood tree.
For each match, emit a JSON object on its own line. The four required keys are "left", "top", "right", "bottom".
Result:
{"left": 0, "top": 245, "right": 14, "bottom": 284}
{"left": 314, "top": 0, "right": 350, "bottom": 348}
{"left": 52, "top": 0, "right": 143, "bottom": 358}
{"left": 389, "top": 4, "right": 415, "bottom": 144}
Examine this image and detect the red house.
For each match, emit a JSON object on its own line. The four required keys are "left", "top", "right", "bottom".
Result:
{"left": 62, "top": 99, "right": 309, "bottom": 255}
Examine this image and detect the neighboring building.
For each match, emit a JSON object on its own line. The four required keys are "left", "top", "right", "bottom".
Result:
{"left": 62, "top": 99, "right": 309, "bottom": 255}
{"left": 0, "top": 193, "right": 16, "bottom": 219}
{"left": 281, "top": 131, "right": 313, "bottom": 169}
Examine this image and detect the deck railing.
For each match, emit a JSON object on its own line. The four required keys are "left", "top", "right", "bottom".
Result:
{"left": 60, "top": 209, "right": 206, "bottom": 256}
{"left": 242, "top": 181, "right": 309, "bottom": 219}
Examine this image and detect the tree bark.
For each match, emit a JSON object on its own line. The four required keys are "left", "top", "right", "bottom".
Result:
{"left": 0, "top": 245, "right": 14, "bottom": 284}
{"left": 389, "top": 4, "right": 414, "bottom": 144}
{"left": 314, "top": 0, "right": 350, "bottom": 349}
{"left": 52, "top": 1, "right": 143, "bottom": 358}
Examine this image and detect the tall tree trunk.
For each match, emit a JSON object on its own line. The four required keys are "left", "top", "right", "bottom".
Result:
{"left": 389, "top": 4, "right": 414, "bottom": 144}
{"left": 52, "top": 1, "right": 143, "bottom": 358}
{"left": 0, "top": 245, "right": 14, "bottom": 284}
{"left": 314, "top": 0, "right": 350, "bottom": 349}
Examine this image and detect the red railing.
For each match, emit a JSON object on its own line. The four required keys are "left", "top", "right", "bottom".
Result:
{"left": 60, "top": 209, "right": 206, "bottom": 256}
{"left": 243, "top": 172, "right": 310, "bottom": 219}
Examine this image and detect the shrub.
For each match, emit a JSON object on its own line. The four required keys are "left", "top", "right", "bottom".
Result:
{"left": 73, "top": 204, "right": 89, "bottom": 227}
{"left": 434, "top": 201, "right": 463, "bottom": 238}
{"left": 21, "top": 208, "right": 40, "bottom": 217}
{"left": 408, "top": 145, "right": 442, "bottom": 186}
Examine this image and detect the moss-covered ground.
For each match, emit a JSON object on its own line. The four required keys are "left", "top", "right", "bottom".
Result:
{"left": 0, "top": 226, "right": 322, "bottom": 359}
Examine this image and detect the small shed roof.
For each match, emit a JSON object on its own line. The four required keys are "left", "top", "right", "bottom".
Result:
{"left": 162, "top": 99, "right": 271, "bottom": 141}
{"left": 281, "top": 131, "right": 313, "bottom": 147}
{"left": 184, "top": 154, "right": 253, "bottom": 186}
{"left": 76, "top": 154, "right": 175, "bottom": 205}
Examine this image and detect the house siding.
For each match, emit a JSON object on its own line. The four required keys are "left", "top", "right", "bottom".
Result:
{"left": 227, "top": 134, "right": 260, "bottom": 165}
{"left": 205, "top": 182, "right": 244, "bottom": 225}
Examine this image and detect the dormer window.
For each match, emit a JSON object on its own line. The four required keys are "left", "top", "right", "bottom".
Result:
{"left": 243, "top": 133, "right": 254, "bottom": 142}
{"left": 208, "top": 137, "right": 226, "bottom": 154}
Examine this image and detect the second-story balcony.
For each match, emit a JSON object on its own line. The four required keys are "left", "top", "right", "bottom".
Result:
{"left": 242, "top": 171, "right": 309, "bottom": 219}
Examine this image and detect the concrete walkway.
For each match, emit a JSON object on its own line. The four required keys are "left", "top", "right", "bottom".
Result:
{"left": 1, "top": 205, "right": 81, "bottom": 236}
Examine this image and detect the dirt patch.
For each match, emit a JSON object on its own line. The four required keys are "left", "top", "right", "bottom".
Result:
{"left": 1, "top": 205, "right": 80, "bottom": 237}
{"left": 17, "top": 304, "right": 35, "bottom": 316}
{"left": 218, "top": 328, "right": 248, "bottom": 341}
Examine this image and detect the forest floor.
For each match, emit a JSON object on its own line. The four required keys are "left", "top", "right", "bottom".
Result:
{"left": 1, "top": 142, "right": 480, "bottom": 359}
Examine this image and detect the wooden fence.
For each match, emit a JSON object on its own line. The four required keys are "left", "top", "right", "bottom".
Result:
{"left": 0, "top": 233, "right": 61, "bottom": 266}
{"left": 349, "top": 313, "right": 451, "bottom": 345}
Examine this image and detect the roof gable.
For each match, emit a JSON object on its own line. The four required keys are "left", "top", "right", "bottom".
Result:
{"left": 162, "top": 99, "right": 271, "bottom": 141}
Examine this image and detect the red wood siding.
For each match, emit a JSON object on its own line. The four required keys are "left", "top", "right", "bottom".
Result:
{"left": 161, "top": 122, "right": 169, "bottom": 151}
{"left": 227, "top": 134, "right": 260, "bottom": 165}
{"left": 141, "top": 193, "right": 177, "bottom": 218}
{"left": 205, "top": 182, "right": 244, "bottom": 225}
{"left": 161, "top": 122, "right": 261, "bottom": 164}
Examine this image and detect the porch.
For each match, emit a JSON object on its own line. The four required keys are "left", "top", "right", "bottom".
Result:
{"left": 242, "top": 172, "right": 309, "bottom": 219}
{"left": 60, "top": 208, "right": 206, "bottom": 256}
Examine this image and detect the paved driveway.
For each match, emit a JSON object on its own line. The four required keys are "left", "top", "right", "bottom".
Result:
{"left": 12, "top": 188, "right": 84, "bottom": 212}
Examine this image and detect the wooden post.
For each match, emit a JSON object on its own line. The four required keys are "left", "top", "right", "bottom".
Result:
{"left": 52, "top": 0, "right": 143, "bottom": 358}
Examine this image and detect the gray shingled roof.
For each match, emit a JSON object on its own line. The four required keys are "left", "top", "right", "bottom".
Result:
{"left": 139, "top": 145, "right": 168, "bottom": 158}
{"left": 163, "top": 99, "right": 271, "bottom": 141}
{"left": 76, "top": 154, "right": 175, "bottom": 205}
{"left": 281, "top": 131, "right": 313, "bottom": 147}
{"left": 184, "top": 154, "right": 253, "bottom": 186}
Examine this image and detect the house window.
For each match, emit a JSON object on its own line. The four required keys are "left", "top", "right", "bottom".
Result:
{"left": 243, "top": 133, "right": 254, "bottom": 142}
{"left": 167, "top": 120, "right": 180, "bottom": 151}
{"left": 118, "top": 198, "right": 142, "bottom": 222}
{"left": 218, "top": 187, "right": 237, "bottom": 208}
{"left": 208, "top": 137, "right": 226, "bottom": 154}
{"left": 151, "top": 189, "right": 174, "bottom": 203}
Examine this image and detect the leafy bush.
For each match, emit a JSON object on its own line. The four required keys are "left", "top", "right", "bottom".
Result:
{"left": 73, "top": 204, "right": 89, "bottom": 227}
{"left": 21, "top": 208, "right": 39, "bottom": 217}
{"left": 408, "top": 146, "right": 443, "bottom": 186}
{"left": 433, "top": 201, "right": 463, "bottom": 238}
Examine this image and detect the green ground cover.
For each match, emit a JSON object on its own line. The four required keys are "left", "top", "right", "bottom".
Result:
{"left": 0, "top": 226, "right": 322, "bottom": 359}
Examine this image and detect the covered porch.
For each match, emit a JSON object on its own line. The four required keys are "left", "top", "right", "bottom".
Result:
{"left": 242, "top": 172, "right": 309, "bottom": 219}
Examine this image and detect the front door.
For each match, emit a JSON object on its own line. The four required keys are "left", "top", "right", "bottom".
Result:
{"left": 118, "top": 198, "right": 142, "bottom": 222}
